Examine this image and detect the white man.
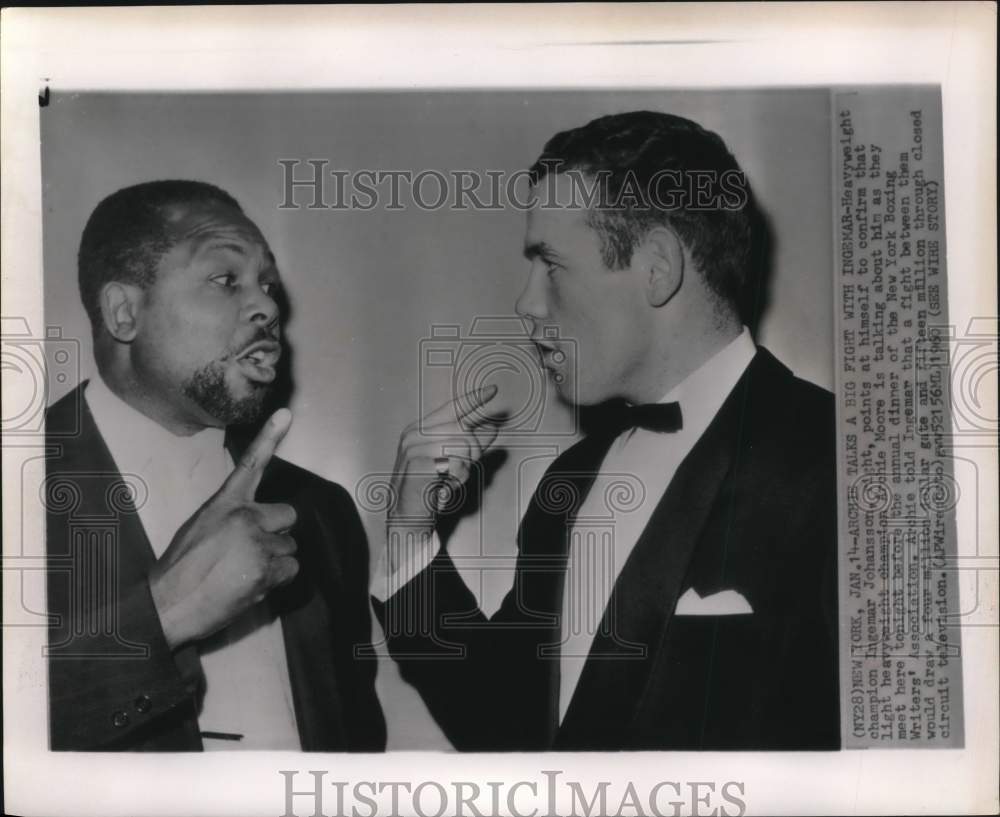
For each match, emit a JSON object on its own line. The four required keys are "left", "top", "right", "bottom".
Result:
{"left": 373, "top": 112, "right": 839, "bottom": 750}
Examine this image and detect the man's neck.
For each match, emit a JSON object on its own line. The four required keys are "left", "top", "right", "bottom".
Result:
{"left": 625, "top": 319, "right": 745, "bottom": 404}
{"left": 97, "top": 364, "right": 213, "bottom": 437}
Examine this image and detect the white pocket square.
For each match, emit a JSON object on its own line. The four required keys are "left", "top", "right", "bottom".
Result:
{"left": 675, "top": 587, "right": 753, "bottom": 616}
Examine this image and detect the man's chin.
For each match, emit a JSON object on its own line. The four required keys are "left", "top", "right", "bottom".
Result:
{"left": 553, "top": 378, "right": 619, "bottom": 410}
{"left": 184, "top": 367, "right": 273, "bottom": 427}
{"left": 548, "top": 376, "right": 579, "bottom": 408}
{"left": 221, "top": 384, "right": 272, "bottom": 426}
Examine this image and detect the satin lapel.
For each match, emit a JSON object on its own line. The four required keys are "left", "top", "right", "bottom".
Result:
{"left": 512, "top": 430, "right": 619, "bottom": 747}
{"left": 516, "top": 431, "right": 619, "bottom": 617}
{"left": 557, "top": 359, "right": 756, "bottom": 747}
{"left": 248, "top": 451, "right": 347, "bottom": 751}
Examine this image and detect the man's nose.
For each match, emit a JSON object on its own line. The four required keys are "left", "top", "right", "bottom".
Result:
{"left": 514, "top": 267, "right": 548, "bottom": 323}
{"left": 244, "top": 282, "right": 280, "bottom": 327}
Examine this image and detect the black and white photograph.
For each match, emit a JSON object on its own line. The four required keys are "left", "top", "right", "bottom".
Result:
{"left": 2, "top": 4, "right": 996, "bottom": 816}
{"left": 39, "top": 88, "right": 844, "bottom": 754}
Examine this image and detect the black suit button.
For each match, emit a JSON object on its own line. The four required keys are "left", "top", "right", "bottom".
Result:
{"left": 112, "top": 711, "right": 130, "bottom": 728}
{"left": 134, "top": 695, "right": 152, "bottom": 713}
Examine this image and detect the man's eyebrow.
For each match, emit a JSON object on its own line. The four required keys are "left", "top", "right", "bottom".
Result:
{"left": 201, "top": 240, "right": 249, "bottom": 256}
{"left": 199, "top": 239, "right": 279, "bottom": 273}
{"left": 523, "top": 241, "right": 561, "bottom": 261}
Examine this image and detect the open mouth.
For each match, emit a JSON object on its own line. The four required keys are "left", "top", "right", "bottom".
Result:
{"left": 235, "top": 340, "right": 281, "bottom": 383}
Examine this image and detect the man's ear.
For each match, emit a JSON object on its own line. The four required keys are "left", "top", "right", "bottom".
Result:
{"left": 639, "top": 226, "right": 684, "bottom": 307}
{"left": 99, "top": 281, "right": 144, "bottom": 342}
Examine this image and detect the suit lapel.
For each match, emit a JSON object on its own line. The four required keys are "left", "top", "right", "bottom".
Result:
{"left": 51, "top": 385, "right": 205, "bottom": 716}
{"left": 556, "top": 356, "right": 759, "bottom": 747}
{"left": 517, "top": 431, "right": 620, "bottom": 619}
{"left": 512, "top": 430, "right": 620, "bottom": 747}
{"left": 269, "top": 571, "right": 347, "bottom": 751}
{"left": 55, "top": 386, "right": 159, "bottom": 581}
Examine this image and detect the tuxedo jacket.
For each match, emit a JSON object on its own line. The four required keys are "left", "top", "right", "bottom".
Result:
{"left": 45, "top": 384, "right": 386, "bottom": 751}
{"left": 374, "top": 348, "right": 840, "bottom": 750}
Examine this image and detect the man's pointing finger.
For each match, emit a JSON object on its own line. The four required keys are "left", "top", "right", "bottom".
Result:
{"left": 221, "top": 408, "right": 292, "bottom": 501}
{"left": 422, "top": 384, "right": 499, "bottom": 427}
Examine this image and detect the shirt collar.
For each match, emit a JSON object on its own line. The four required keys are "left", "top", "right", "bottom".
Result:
{"left": 658, "top": 326, "right": 757, "bottom": 411}
{"left": 613, "top": 328, "right": 755, "bottom": 450}
{"left": 84, "top": 375, "right": 227, "bottom": 479}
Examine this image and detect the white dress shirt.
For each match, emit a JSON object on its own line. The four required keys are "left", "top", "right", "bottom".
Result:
{"left": 556, "top": 328, "right": 755, "bottom": 719}
{"left": 373, "top": 328, "right": 756, "bottom": 722}
{"left": 85, "top": 376, "right": 300, "bottom": 750}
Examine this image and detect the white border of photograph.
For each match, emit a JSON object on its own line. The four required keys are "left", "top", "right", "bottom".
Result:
{"left": 2, "top": 4, "right": 996, "bottom": 816}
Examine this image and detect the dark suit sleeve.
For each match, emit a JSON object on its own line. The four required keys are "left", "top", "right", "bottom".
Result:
{"left": 371, "top": 438, "right": 598, "bottom": 751}
{"left": 749, "top": 415, "right": 841, "bottom": 750}
{"left": 776, "top": 451, "right": 841, "bottom": 748}
{"left": 47, "top": 567, "right": 203, "bottom": 750}
{"left": 371, "top": 545, "right": 539, "bottom": 750}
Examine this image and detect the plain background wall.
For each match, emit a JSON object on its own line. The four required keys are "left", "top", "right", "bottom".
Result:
{"left": 42, "top": 89, "right": 833, "bottom": 748}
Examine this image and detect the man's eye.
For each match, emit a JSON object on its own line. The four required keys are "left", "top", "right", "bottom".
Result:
{"left": 544, "top": 261, "right": 561, "bottom": 276}
{"left": 211, "top": 272, "right": 237, "bottom": 288}
{"left": 261, "top": 281, "right": 279, "bottom": 297}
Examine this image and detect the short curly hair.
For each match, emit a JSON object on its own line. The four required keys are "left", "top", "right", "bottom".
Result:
{"left": 77, "top": 180, "right": 242, "bottom": 334}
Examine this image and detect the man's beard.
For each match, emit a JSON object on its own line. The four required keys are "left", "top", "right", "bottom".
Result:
{"left": 182, "top": 360, "right": 271, "bottom": 426}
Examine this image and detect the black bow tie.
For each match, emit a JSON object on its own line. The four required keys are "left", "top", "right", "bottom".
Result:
{"left": 595, "top": 400, "right": 683, "bottom": 436}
